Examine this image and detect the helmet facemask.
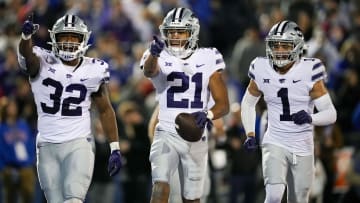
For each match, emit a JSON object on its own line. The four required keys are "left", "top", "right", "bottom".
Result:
{"left": 48, "top": 15, "right": 91, "bottom": 61}
{"left": 265, "top": 21, "right": 305, "bottom": 68}
{"left": 161, "top": 28, "right": 197, "bottom": 58}
{"left": 52, "top": 33, "right": 87, "bottom": 61}
{"left": 159, "top": 8, "right": 200, "bottom": 59}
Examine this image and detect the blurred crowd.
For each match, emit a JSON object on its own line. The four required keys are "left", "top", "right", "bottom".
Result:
{"left": 1, "top": 0, "right": 360, "bottom": 202}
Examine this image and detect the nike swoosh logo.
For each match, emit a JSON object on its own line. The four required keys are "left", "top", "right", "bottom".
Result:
{"left": 80, "top": 78, "right": 89, "bottom": 82}
{"left": 293, "top": 80, "right": 301, "bottom": 83}
{"left": 196, "top": 64, "right": 205, "bottom": 68}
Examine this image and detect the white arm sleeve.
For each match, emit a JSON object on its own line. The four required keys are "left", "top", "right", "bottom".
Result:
{"left": 241, "top": 90, "right": 261, "bottom": 135}
{"left": 311, "top": 93, "right": 337, "bottom": 126}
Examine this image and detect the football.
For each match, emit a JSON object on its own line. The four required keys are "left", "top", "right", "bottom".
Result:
{"left": 175, "top": 113, "right": 204, "bottom": 142}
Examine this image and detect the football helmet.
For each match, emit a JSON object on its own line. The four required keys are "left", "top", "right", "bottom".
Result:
{"left": 265, "top": 21, "right": 304, "bottom": 67}
{"left": 48, "top": 14, "right": 91, "bottom": 61}
{"left": 159, "top": 8, "right": 199, "bottom": 58}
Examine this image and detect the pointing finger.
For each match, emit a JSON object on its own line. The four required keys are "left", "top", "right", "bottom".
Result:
{"left": 153, "top": 35, "right": 159, "bottom": 42}
{"left": 27, "top": 13, "right": 34, "bottom": 22}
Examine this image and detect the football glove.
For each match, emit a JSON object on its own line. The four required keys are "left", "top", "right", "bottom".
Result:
{"left": 191, "top": 111, "right": 213, "bottom": 131}
{"left": 292, "top": 110, "right": 312, "bottom": 125}
{"left": 108, "top": 149, "right": 122, "bottom": 177}
{"left": 150, "top": 35, "right": 164, "bottom": 57}
{"left": 22, "top": 14, "right": 39, "bottom": 38}
{"left": 243, "top": 136, "right": 257, "bottom": 152}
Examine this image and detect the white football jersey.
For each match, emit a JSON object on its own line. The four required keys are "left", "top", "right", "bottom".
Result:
{"left": 140, "top": 48, "right": 225, "bottom": 134}
{"left": 249, "top": 57, "right": 327, "bottom": 155}
{"left": 30, "top": 46, "right": 109, "bottom": 143}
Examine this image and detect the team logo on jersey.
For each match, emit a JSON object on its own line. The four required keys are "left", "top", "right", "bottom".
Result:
{"left": 165, "top": 62, "right": 172, "bottom": 67}
{"left": 263, "top": 79, "right": 270, "bottom": 83}
{"left": 48, "top": 67, "right": 56, "bottom": 73}
{"left": 196, "top": 64, "right": 205, "bottom": 68}
{"left": 279, "top": 79, "right": 286, "bottom": 83}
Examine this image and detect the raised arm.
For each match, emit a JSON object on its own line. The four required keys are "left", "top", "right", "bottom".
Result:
{"left": 143, "top": 36, "right": 164, "bottom": 77}
{"left": 18, "top": 15, "right": 40, "bottom": 78}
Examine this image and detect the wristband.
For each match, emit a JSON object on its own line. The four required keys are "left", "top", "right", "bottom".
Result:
{"left": 21, "top": 33, "right": 32, "bottom": 40}
{"left": 206, "top": 110, "right": 214, "bottom": 120}
{"left": 110, "top": 141, "right": 120, "bottom": 152}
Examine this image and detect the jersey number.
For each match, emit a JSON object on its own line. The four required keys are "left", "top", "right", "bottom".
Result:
{"left": 41, "top": 78, "right": 87, "bottom": 116}
{"left": 277, "top": 88, "right": 292, "bottom": 121}
{"left": 167, "top": 72, "right": 203, "bottom": 108}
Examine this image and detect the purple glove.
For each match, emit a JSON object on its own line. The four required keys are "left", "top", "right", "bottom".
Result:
{"left": 150, "top": 36, "right": 165, "bottom": 57}
{"left": 108, "top": 150, "right": 122, "bottom": 177}
{"left": 191, "top": 111, "right": 213, "bottom": 131}
{"left": 292, "top": 110, "right": 312, "bottom": 125}
{"left": 243, "top": 136, "right": 257, "bottom": 152}
{"left": 22, "top": 14, "right": 39, "bottom": 36}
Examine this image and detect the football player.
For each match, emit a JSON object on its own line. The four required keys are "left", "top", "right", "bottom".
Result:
{"left": 17, "top": 14, "right": 122, "bottom": 203}
{"left": 148, "top": 103, "right": 225, "bottom": 203}
{"left": 141, "top": 7, "right": 229, "bottom": 203}
{"left": 241, "top": 21, "right": 337, "bottom": 203}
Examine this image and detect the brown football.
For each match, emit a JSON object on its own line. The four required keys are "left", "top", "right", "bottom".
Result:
{"left": 175, "top": 113, "right": 204, "bottom": 142}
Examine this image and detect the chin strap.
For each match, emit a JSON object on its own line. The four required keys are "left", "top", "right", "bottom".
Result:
{"left": 58, "top": 44, "right": 90, "bottom": 61}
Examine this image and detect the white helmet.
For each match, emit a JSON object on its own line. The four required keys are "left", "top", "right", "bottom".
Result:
{"left": 265, "top": 21, "right": 305, "bottom": 67}
{"left": 48, "top": 14, "right": 91, "bottom": 61}
{"left": 159, "top": 8, "right": 200, "bottom": 58}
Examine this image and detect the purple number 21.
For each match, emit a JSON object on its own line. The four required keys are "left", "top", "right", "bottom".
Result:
{"left": 167, "top": 72, "right": 203, "bottom": 109}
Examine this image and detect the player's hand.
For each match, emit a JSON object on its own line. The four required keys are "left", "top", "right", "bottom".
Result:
{"left": 191, "top": 111, "right": 213, "bottom": 131}
{"left": 292, "top": 110, "right": 312, "bottom": 125}
{"left": 243, "top": 136, "right": 257, "bottom": 152}
{"left": 22, "top": 14, "right": 39, "bottom": 38}
{"left": 150, "top": 35, "right": 165, "bottom": 57}
{"left": 108, "top": 150, "right": 122, "bottom": 177}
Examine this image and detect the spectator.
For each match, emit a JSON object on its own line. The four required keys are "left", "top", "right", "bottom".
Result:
{"left": 225, "top": 104, "right": 260, "bottom": 203}
{"left": 0, "top": 98, "right": 36, "bottom": 203}
{"left": 229, "top": 25, "right": 265, "bottom": 88}
{"left": 87, "top": 119, "right": 117, "bottom": 203}
{"left": 315, "top": 125, "right": 344, "bottom": 203}
{"left": 309, "top": 141, "right": 327, "bottom": 203}
{"left": 0, "top": 47, "right": 25, "bottom": 96}
{"left": 343, "top": 148, "right": 360, "bottom": 203}
{"left": 117, "top": 101, "right": 151, "bottom": 203}
{"left": 352, "top": 102, "right": 360, "bottom": 131}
